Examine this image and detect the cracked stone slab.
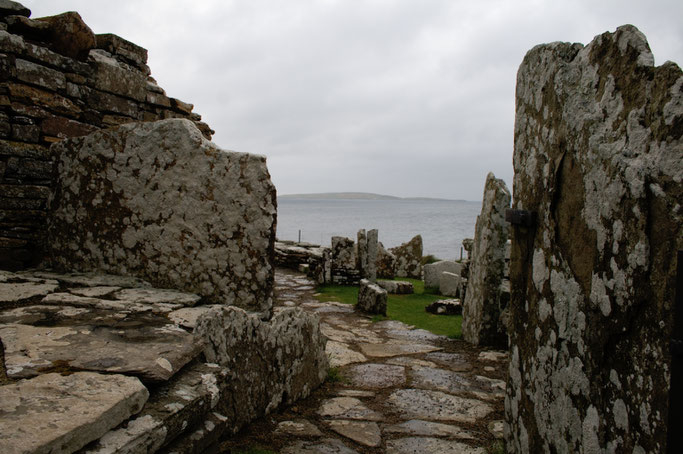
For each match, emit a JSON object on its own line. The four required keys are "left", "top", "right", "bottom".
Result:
{"left": 385, "top": 328, "right": 443, "bottom": 343}
{"left": 358, "top": 342, "right": 441, "bottom": 358}
{"left": 0, "top": 322, "right": 203, "bottom": 383}
{"left": 42, "top": 292, "right": 181, "bottom": 313}
{"left": 329, "top": 420, "right": 381, "bottom": 447}
{"left": 385, "top": 356, "right": 439, "bottom": 369}
{"left": 348, "top": 363, "right": 406, "bottom": 388}
{"left": 383, "top": 420, "right": 474, "bottom": 439}
{"left": 327, "top": 340, "right": 367, "bottom": 368}
{"left": 0, "top": 372, "right": 148, "bottom": 454}
{"left": 424, "top": 352, "right": 473, "bottom": 371}
{"left": 281, "top": 438, "right": 359, "bottom": 454}
{"left": 70, "top": 286, "right": 122, "bottom": 298}
{"left": 318, "top": 397, "right": 383, "bottom": 421}
{"left": 409, "top": 366, "right": 476, "bottom": 393}
{"left": 168, "top": 305, "right": 223, "bottom": 329}
{"left": 0, "top": 305, "right": 114, "bottom": 326}
{"left": 386, "top": 437, "right": 486, "bottom": 454}
{"left": 275, "top": 419, "right": 323, "bottom": 437}
{"left": 113, "top": 288, "right": 201, "bottom": 306}
{"left": 387, "top": 389, "right": 493, "bottom": 423}
{"left": 23, "top": 271, "right": 152, "bottom": 288}
{"left": 0, "top": 281, "right": 60, "bottom": 304}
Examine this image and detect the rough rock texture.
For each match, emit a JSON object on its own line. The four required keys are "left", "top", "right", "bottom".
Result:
{"left": 274, "top": 241, "right": 330, "bottom": 284}
{"left": 376, "top": 242, "right": 396, "bottom": 279}
{"left": 424, "top": 260, "right": 462, "bottom": 289}
{"left": 390, "top": 235, "right": 423, "bottom": 279}
{"left": 377, "top": 279, "right": 414, "bottom": 294}
{"left": 196, "top": 305, "right": 328, "bottom": 425}
{"left": 357, "top": 228, "right": 378, "bottom": 282}
{"left": 425, "top": 298, "right": 463, "bottom": 316}
{"left": 0, "top": 6, "right": 214, "bottom": 270}
{"left": 462, "top": 173, "right": 510, "bottom": 348}
{"left": 506, "top": 26, "right": 682, "bottom": 454}
{"left": 356, "top": 279, "right": 387, "bottom": 316}
{"left": 331, "top": 236, "right": 360, "bottom": 284}
{"left": 439, "top": 271, "right": 462, "bottom": 298}
{"left": 47, "top": 119, "right": 276, "bottom": 312}
{"left": 0, "top": 372, "right": 148, "bottom": 454}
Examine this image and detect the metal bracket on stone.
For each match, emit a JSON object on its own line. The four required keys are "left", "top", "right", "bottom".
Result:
{"left": 505, "top": 209, "right": 536, "bottom": 227}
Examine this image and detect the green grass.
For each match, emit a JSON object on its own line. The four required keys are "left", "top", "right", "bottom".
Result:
{"left": 326, "top": 366, "right": 345, "bottom": 383}
{"left": 315, "top": 278, "right": 462, "bottom": 339}
{"left": 230, "top": 448, "right": 276, "bottom": 454}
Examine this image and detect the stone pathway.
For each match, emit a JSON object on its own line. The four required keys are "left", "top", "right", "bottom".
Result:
{"left": 219, "top": 269, "right": 508, "bottom": 453}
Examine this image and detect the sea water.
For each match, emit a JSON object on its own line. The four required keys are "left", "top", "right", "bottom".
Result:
{"left": 276, "top": 198, "right": 482, "bottom": 260}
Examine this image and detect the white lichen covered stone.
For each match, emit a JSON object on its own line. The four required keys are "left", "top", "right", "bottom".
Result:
{"left": 423, "top": 260, "right": 462, "bottom": 289}
{"left": 47, "top": 119, "right": 276, "bottom": 312}
{"left": 506, "top": 25, "right": 682, "bottom": 454}
{"left": 462, "top": 172, "right": 510, "bottom": 348}
{"left": 195, "top": 305, "right": 328, "bottom": 425}
{"left": 390, "top": 235, "right": 423, "bottom": 279}
{"left": 356, "top": 279, "right": 387, "bottom": 316}
{"left": 0, "top": 372, "right": 148, "bottom": 454}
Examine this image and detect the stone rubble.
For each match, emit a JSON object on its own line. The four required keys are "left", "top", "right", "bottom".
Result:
{"left": 356, "top": 279, "right": 388, "bottom": 316}
{"left": 376, "top": 279, "right": 413, "bottom": 294}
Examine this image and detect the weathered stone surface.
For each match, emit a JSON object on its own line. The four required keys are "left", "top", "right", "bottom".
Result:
{"left": 506, "top": 25, "right": 682, "bottom": 454}
{"left": 331, "top": 236, "right": 356, "bottom": 270}
{"left": 425, "top": 298, "right": 462, "bottom": 315}
{"left": 112, "top": 288, "right": 201, "bottom": 306}
{"left": 276, "top": 419, "right": 323, "bottom": 437}
{"left": 348, "top": 363, "right": 406, "bottom": 388}
{"left": 438, "top": 271, "right": 462, "bottom": 297}
{"left": 384, "top": 419, "right": 474, "bottom": 439}
{"left": 356, "top": 279, "right": 387, "bottom": 315}
{"left": 47, "top": 119, "right": 276, "bottom": 312}
{"left": 376, "top": 241, "right": 396, "bottom": 279}
{"left": 386, "top": 437, "right": 486, "bottom": 454}
{"left": 88, "top": 50, "right": 148, "bottom": 102}
{"left": 387, "top": 389, "right": 493, "bottom": 423}
{"left": 25, "top": 271, "right": 151, "bottom": 288}
{"left": 0, "top": 277, "right": 58, "bottom": 303}
{"left": 366, "top": 228, "right": 378, "bottom": 281}
{"left": 0, "top": 321, "right": 203, "bottom": 382}
{"left": 95, "top": 33, "right": 148, "bottom": 69}
{"left": 281, "top": 438, "right": 359, "bottom": 454}
{"left": 0, "top": 0, "right": 30, "bottom": 18}
{"left": 462, "top": 172, "right": 510, "bottom": 348}
{"left": 15, "top": 58, "right": 66, "bottom": 91}
{"left": 34, "top": 12, "right": 96, "bottom": 60}
{"left": 196, "top": 306, "right": 328, "bottom": 418}
{"left": 377, "top": 279, "right": 413, "bottom": 294}
{"left": 358, "top": 341, "right": 441, "bottom": 358}
{"left": 329, "top": 420, "right": 381, "bottom": 447}
{"left": 326, "top": 340, "right": 367, "bottom": 367}
{"left": 390, "top": 234, "right": 423, "bottom": 278}
{"left": 0, "top": 372, "right": 148, "bottom": 454}
{"left": 318, "top": 397, "right": 383, "bottom": 421}
{"left": 424, "top": 260, "right": 462, "bottom": 289}
{"left": 425, "top": 352, "right": 472, "bottom": 371}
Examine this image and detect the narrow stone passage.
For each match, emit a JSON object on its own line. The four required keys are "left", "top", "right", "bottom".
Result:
{"left": 219, "top": 269, "right": 507, "bottom": 453}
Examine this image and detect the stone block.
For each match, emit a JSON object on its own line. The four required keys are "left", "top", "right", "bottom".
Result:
{"left": 15, "top": 58, "right": 66, "bottom": 91}
{"left": 0, "top": 0, "right": 31, "bottom": 18}
{"left": 462, "top": 173, "right": 510, "bottom": 348}
{"left": 47, "top": 119, "right": 276, "bottom": 312}
{"left": 376, "top": 241, "right": 395, "bottom": 279}
{"left": 505, "top": 25, "right": 682, "bottom": 454}
{"left": 0, "top": 372, "right": 148, "bottom": 454}
{"left": 331, "top": 236, "right": 356, "bottom": 270}
{"left": 439, "top": 271, "right": 461, "bottom": 297}
{"left": 40, "top": 115, "right": 98, "bottom": 139}
{"left": 424, "top": 260, "right": 462, "bottom": 288}
{"left": 425, "top": 298, "right": 462, "bottom": 315}
{"left": 96, "top": 33, "right": 148, "bottom": 68}
{"left": 34, "top": 11, "right": 96, "bottom": 60}
{"left": 390, "top": 234, "right": 422, "bottom": 279}
{"left": 89, "top": 53, "right": 148, "bottom": 102}
{"left": 7, "top": 82, "right": 81, "bottom": 117}
{"left": 377, "top": 279, "right": 413, "bottom": 294}
{"left": 356, "top": 279, "right": 387, "bottom": 316}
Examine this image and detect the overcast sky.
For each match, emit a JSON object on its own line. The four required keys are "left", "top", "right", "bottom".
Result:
{"left": 23, "top": 1, "right": 683, "bottom": 200}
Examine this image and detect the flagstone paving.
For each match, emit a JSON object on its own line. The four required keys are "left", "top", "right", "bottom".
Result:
{"left": 218, "top": 269, "right": 508, "bottom": 453}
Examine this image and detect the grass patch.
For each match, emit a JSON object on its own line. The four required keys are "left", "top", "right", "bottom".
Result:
{"left": 326, "top": 366, "right": 345, "bottom": 383}
{"left": 231, "top": 447, "right": 276, "bottom": 454}
{"left": 488, "top": 440, "right": 505, "bottom": 454}
{"left": 315, "top": 278, "right": 462, "bottom": 338}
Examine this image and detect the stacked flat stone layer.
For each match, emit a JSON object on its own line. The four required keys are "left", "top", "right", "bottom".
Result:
{"left": 48, "top": 119, "right": 276, "bottom": 312}
{"left": 506, "top": 25, "right": 682, "bottom": 454}
{"left": 0, "top": 3, "right": 214, "bottom": 270}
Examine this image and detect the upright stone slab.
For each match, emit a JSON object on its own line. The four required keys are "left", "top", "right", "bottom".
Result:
{"left": 462, "top": 173, "right": 510, "bottom": 348}
{"left": 390, "top": 235, "right": 423, "bottom": 279}
{"left": 506, "top": 26, "right": 682, "bottom": 454}
{"left": 367, "top": 228, "right": 378, "bottom": 282}
{"left": 376, "top": 242, "right": 396, "bottom": 279}
{"left": 331, "top": 236, "right": 359, "bottom": 284}
{"left": 357, "top": 279, "right": 387, "bottom": 316}
{"left": 47, "top": 119, "right": 276, "bottom": 312}
{"left": 424, "top": 260, "right": 462, "bottom": 289}
{"left": 357, "top": 229, "right": 368, "bottom": 277}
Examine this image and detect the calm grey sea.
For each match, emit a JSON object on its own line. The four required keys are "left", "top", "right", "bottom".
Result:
{"left": 276, "top": 198, "right": 482, "bottom": 260}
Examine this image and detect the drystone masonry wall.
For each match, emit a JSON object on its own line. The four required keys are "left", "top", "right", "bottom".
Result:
{"left": 462, "top": 172, "right": 511, "bottom": 348}
{"left": 505, "top": 25, "right": 682, "bottom": 454}
{"left": 390, "top": 234, "right": 423, "bottom": 279}
{"left": 48, "top": 119, "right": 276, "bottom": 312}
{"left": 0, "top": 4, "right": 213, "bottom": 270}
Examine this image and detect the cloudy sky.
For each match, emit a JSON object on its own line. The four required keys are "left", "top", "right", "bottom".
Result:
{"left": 23, "top": 1, "right": 683, "bottom": 200}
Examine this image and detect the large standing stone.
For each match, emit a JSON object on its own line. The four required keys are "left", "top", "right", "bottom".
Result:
{"left": 0, "top": 372, "right": 148, "bottom": 454}
{"left": 195, "top": 306, "right": 328, "bottom": 424}
{"left": 47, "top": 119, "right": 276, "bottom": 313}
{"left": 376, "top": 241, "right": 396, "bottom": 279}
{"left": 390, "top": 235, "right": 423, "bottom": 278}
{"left": 356, "top": 279, "right": 387, "bottom": 316}
{"left": 462, "top": 173, "right": 510, "bottom": 348}
{"left": 506, "top": 26, "right": 682, "bottom": 454}
{"left": 367, "top": 228, "right": 378, "bottom": 281}
{"left": 424, "top": 260, "right": 462, "bottom": 289}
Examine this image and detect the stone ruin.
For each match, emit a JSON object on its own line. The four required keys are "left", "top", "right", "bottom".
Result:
{"left": 462, "top": 172, "right": 511, "bottom": 348}
{"left": 390, "top": 234, "right": 423, "bottom": 279}
{"left": 0, "top": 2, "right": 328, "bottom": 453}
{"left": 505, "top": 25, "right": 681, "bottom": 453}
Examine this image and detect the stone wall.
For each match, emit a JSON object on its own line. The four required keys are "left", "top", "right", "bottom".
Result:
{"left": 390, "top": 234, "right": 423, "bottom": 279}
{"left": 505, "top": 25, "right": 682, "bottom": 453}
{"left": 0, "top": 4, "right": 213, "bottom": 270}
{"left": 48, "top": 119, "right": 276, "bottom": 312}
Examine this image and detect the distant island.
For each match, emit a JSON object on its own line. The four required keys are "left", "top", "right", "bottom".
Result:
{"left": 278, "top": 192, "right": 469, "bottom": 202}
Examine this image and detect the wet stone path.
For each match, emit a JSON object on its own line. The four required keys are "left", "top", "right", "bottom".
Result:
{"left": 219, "top": 269, "right": 508, "bottom": 454}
